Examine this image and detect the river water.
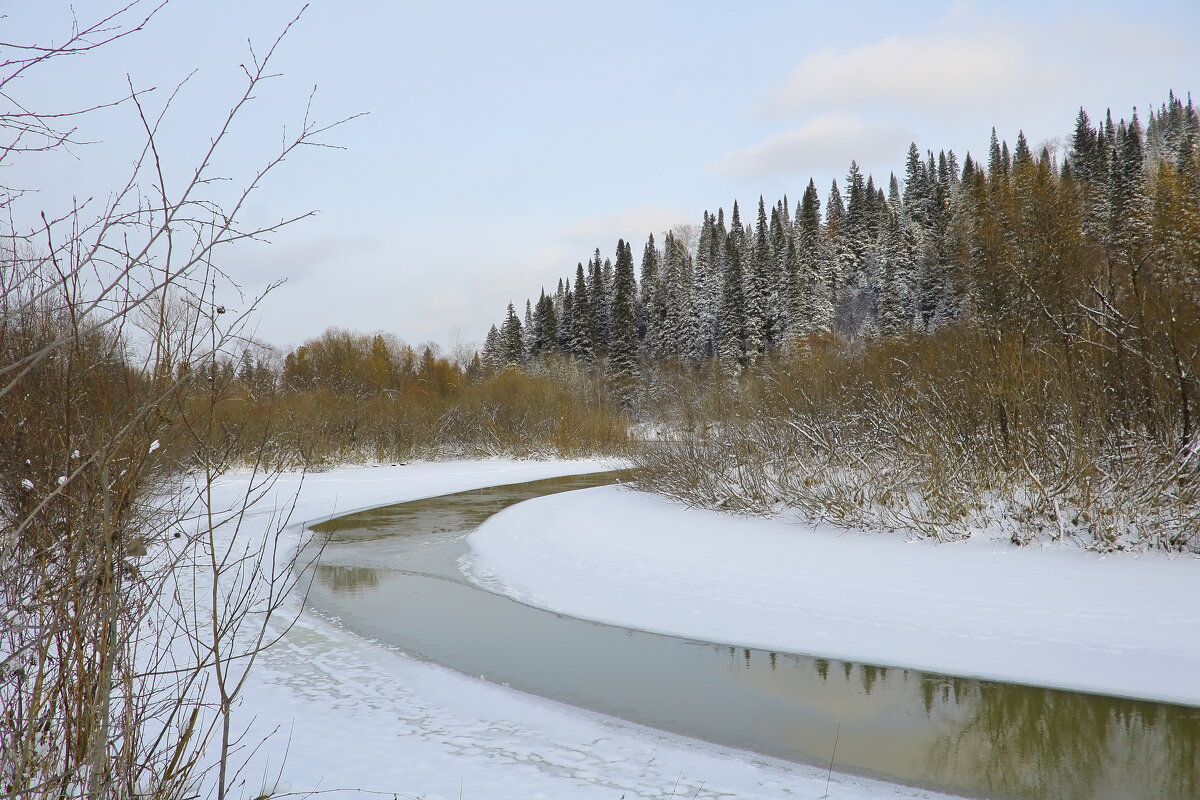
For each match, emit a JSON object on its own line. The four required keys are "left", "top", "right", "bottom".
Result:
{"left": 305, "top": 472, "right": 1200, "bottom": 800}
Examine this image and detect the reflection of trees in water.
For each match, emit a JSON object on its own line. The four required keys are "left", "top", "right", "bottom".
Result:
{"left": 924, "top": 677, "right": 1200, "bottom": 800}
{"left": 797, "top": 655, "right": 1199, "bottom": 800}
{"left": 316, "top": 564, "right": 381, "bottom": 592}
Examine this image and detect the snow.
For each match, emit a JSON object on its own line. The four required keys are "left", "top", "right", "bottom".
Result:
{"left": 465, "top": 485, "right": 1200, "bottom": 707}
{"left": 198, "top": 461, "right": 959, "bottom": 800}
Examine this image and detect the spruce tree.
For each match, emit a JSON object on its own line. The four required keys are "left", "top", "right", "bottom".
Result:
{"left": 500, "top": 302, "right": 524, "bottom": 366}
{"left": 744, "top": 196, "right": 772, "bottom": 358}
{"left": 522, "top": 299, "right": 536, "bottom": 357}
{"left": 1070, "top": 108, "right": 1099, "bottom": 186}
{"left": 795, "top": 179, "right": 831, "bottom": 334}
{"left": 559, "top": 288, "right": 574, "bottom": 352}
{"left": 639, "top": 233, "right": 663, "bottom": 356}
{"left": 587, "top": 252, "right": 607, "bottom": 353}
{"left": 904, "top": 142, "right": 930, "bottom": 227}
{"left": 608, "top": 239, "right": 639, "bottom": 403}
{"left": 532, "top": 291, "right": 558, "bottom": 359}
{"left": 826, "top": 180, "right": 853, "bottom": 318}
{"left": 718, "top": 231, "right": 746, "bottom": 373}
{"left": 690, "top": 211, "right": 719, "bottom": 363}
{"left": 770, "top": 204, "right": 792, "bottom": 341}
{"left": 482, "top": 324, "right": 501, "bottom": 370}
{"left": 878, "top": 211, "right": 913, "bottom": 336}
{"left": 662, "top": 232, "right": 695, "bottom": 360}
{"left": 571, "top": 263, "right": 595, "bottom": 363}
{"left": 844, "top": 161, "right": 869, "bottom": 279}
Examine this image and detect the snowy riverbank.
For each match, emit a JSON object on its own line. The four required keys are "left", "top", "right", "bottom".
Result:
{"left": 465, "top": 484, "right": 1200, "bottom": 707}
{"left": 205, "top": 461, "right": 961, "bottom": 800}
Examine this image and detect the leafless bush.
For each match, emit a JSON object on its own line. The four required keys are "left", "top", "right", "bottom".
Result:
{"left": 1, "top": 4, "right": 353, "bottom": 798}
{"left": 636, "top": 328, "right": 1200, "bottom": 553}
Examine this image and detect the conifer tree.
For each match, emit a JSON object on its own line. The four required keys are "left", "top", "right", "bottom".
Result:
{"left": 1107, "top": 110, "right": 1151, "bottom": 256}
{"left": 522, "top": 299, "right": 536, "bottom": 357}
{"left": 770, "top": 204, "right": 792, "bottom": 340}
{"left": 878, "top": 210, "right": 914, "bottom": 336}
{"left": 482, "top": 324, "right": 501, "bottom": 370}
{"left": 500, "top": 302, "right": 524, "bottom": 366}
{"left": 639, "top": 233, "right": 663, "bottom": 356}
{"left": 572, "top": 263, "right": 595, "bottom": 363}
{"left": 531, "top": 291, "right": 558, "bottom": 358}
{"left": 844, "top": 161, "right": 869, "bottom": 285}
{"left": 662, "top": 232, "right": 695, "bottom": 359}
{"left": 608, "top": 239, "right": 639, "bottom": 402}
{"left": 796, "top": 179, "right": 832, "bottom": 334}
{"left": 729, "top": 200, "right": 745, "bottom": 256}
{"left": 1071, "top": 108, "right": 1100, "bottom": 186}
{"left": 1012, "top": 131, "right": 1034, "bottom": 174}
{"left": 744, "top": 197, "right": 772, "bottom": 358}
{"left": 718, "top": 231, "right": 746, "bottom": 373}
{"left": 587, "top": 252, "right": 608, "bottom": 353}
{"left": 826, "top": 180, "right": 853, "bottom": 318}
{"left": 559, "top": 287, "right": 575, "bottom": 352}
{"left": 987, "top": 128, "right": 1005, "bottom": 185}
{"left": 601, "top": 255, "right": 615, "bottom": 347}
{"left": 690, "top": 211, "right": 720, "bottom": 363}
{"left": 904, "top": 143, "right": 931, "bottom": 228}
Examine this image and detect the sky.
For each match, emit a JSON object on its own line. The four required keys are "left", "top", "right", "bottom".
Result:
{"left": 6, "top": 0, "right": 1199, "bottom": 355}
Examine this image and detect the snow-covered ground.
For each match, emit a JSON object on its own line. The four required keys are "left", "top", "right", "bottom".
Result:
{"left": 465, "top": 485, "right": 1200, "bottom": 707}
{"left": 204, "top": 461, "right": 960, "bottom": 800}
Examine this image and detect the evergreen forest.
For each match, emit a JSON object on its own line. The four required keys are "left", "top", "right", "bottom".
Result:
{"left": 477, "top": 93, "right": 1200, "bottom": 552}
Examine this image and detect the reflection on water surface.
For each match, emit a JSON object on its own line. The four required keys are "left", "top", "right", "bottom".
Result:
{"left": 306, "top": 473, "right": 1200, "bottom": 800}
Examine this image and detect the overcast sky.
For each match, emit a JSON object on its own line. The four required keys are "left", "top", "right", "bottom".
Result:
{"left": 8, "top": 0, "right": 1199, "bottom": 354}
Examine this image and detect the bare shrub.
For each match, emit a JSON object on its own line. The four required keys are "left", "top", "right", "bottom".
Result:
{"left": 1, "top": 5, "right": 353, "bottom": 798}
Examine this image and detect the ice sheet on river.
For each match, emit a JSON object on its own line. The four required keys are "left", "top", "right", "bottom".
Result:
{"left": 465, "top": 485, "right": 1200, "bottom": 707}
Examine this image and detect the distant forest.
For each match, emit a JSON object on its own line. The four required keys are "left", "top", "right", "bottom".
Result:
{"left": 476, "top": 92, "right": 1200, "bottom": 551}
{"left": 484, "top": 93, "right": 1199, "bottom": 405}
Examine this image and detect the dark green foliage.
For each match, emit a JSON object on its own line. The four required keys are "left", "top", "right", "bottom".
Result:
{"left": 608, "top": 239, "right": 639, "bottom": 404}
{"left": 483, "top": 93, "right": 1199, "bottom": 438}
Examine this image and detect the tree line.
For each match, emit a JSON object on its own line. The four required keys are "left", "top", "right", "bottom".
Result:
{"left": 485, "top": 93, "right": 1199, "bottom": 406}
{"left": 488, "top": 92, "right": 1200, "bottom": 551}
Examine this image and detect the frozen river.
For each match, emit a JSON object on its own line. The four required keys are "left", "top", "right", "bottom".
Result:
{"left": 306, "top": 473, "right": 1200, "bottom": 800}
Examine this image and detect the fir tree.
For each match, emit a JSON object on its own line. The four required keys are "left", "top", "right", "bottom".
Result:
{"left": 531, "top": 291, "right": 558, "bottom": 358}
{"left": 796, "top": 179, "right": 832, "bottom": 334}
{"left": 482, "top": 324, "right": 501, "bottom": 370}
{"left": 587, "top": 252, "right": 608, "bottom": 352}
{"left": 844, "top": 160, "right": 869, "bottom": 280}
{"left": 826, "top": 179, "right": 853, "bottom": 317}
{"left": 690, "top": 211, "right": 720, "bottom": 363}
{"left": 878, "top": 211, "right": 913, "bottom": 336}
{"left": 904, "top": 142, "right": 931, "bottom": 227}
{"left": 639, "top": 233, "right": 663, "bottom": 356}
{"left": 500, "top": 302, "right": 524, "bottom": 366}
{"left": 522, "top": 299, "right": 535, "bottom": 357}
{"left": 718, "top": 231, "right": 746, "bottom": 373}
{"left": 662, "top": 232, "right": 695, "bottom": 359}
{"left": 608, "top": 239, "right": 639, "bottom": 403}
{"left": 770, "top": 204, "right": 792, "bottom": 340}
{"left": 559, "top": 287, "right": 574, "bottom": 352}
{"left": 744, "top": 196, "right": 772, "bottom": 358}
{"left": 571, "top": 263, "right": 595, "bottom": 363}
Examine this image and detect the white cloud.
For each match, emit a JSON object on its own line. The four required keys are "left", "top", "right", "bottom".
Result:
{"left": 765, "top": 31, "right": 1056, "bottom": 116}
{"left": 717, "top": 113, "right": 910, "bottom": 178}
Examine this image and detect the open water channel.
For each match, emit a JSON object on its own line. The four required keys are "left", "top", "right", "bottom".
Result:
{"left": 305, "top": 472, "right": 1199, "bottom": 800}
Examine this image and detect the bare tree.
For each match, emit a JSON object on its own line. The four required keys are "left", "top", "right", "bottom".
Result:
{"left": 0, "top": 3, "right": 356, "bottom": 798}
